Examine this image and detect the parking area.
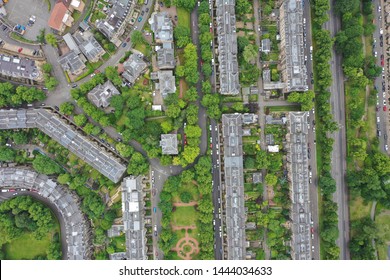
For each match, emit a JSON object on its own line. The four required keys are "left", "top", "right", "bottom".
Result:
{"left": 5, "top": 0, "right": 51, "bottom": 41}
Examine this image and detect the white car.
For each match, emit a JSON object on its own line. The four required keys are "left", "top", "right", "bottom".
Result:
{"left": 309, "top": 171, "right": 312, "bottom": 178}
{"left": 377, "top": 116, "right": 380, "bottom": 123}
{"left": 383, "top": 100, "right": 387, "bottom": 106}
{"left": 209, "top": 125, "right": 212, "bottom": 131}
{"left": 385, "top": 145, "right": 388, "bottom": 151}
{"left": 383, "top": 92, "right": 386, "bottom": 98}
{"left": 374, "top": 51, "right": 378, "bottom": 57}
{"left": 380, "top": 28, "right": 383, "bottom": 34}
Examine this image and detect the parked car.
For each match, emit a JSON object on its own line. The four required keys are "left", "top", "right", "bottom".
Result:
{"left": 138, "top": 16, "right": 143, "bottom": 22}
{"left": 153, "top": 207, "right": 156, "bottom": 213}
{"left": 122, "top": 42, "right": 127, "bottom": 48}
{"left": 72, "top": 84, "right": 78, "bottom": 88}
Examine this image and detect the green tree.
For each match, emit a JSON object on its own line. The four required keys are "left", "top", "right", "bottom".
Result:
{"left": 41, "top": 63, "right": 52, "bottom": 74}
{"left": 243, "top": 44, "right": 257, "bottom": 64}
{"left": 179, "top": 191, "right": 192, "bottom": 203}
{"left": 0, "top": 146, "right": 16, "bottom": 162}
{"left": 174, "top": 25, "right": 191, "bottom": 48}
{"left": 127, "top": 152, "right": 149, "bottom": 175}
{"left": 73, "top": 114, "right": 87, "bottom": 127}
{"left": 265, "top": 173, "right": 278, "bottom": 187}
{"left": 32, "top": 154, "right": 62, "bottom": 175}
{"left": 131, "top": 30, "right": 145, "bottom": 45}
{"left": 116, "top": 143, "right": 134, "bottom": 158}
{"left": 45, "top": 33, "right": 57, "bottom": 47}
{"left": 287, "top": 91, "right": 315, "bottom": 111}
{"left": 59, "top": 102, "right": 75, "bottom": 115}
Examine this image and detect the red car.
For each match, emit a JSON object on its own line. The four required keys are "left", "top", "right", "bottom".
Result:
{"left": 383, "top": 106, "right": 387, "bottom": 111}
{"left": 310, "top": 227, "right": 314, "bottom": 234}
{"left": 381, "top": 59, "right": 384, "bottom": 66}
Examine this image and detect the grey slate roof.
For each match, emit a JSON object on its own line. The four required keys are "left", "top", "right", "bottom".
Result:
{"left": 122, "top": 54, "right": 148, "bottom": 84}
{"left": 0, "top": 109, "right": 126, "bottom": 183}
{"left": 286, "top": 111, "right": 312, "bottom": 260}
{"left": 216, "top": 0, "right": 240, "bottom": 95}
{"left": 149, "top": 12, "right": 173, "bottom": 43}
{"left": 0, "top": 54, "right": 41, "bottom": 81}
{"left": 156, "top": 70, "right": 176, "bottom": 97}
{"left": 73, "top": 31, "right": 106, "bottom": 62}
{"left": 58, "top": 50, "right": 86, "bottom": 75}
{"left": 261, "top": 38, "right": 271, "bottom": 53}
{"left": 0, "top": 168, "right": 91, "bottom": 260}
{"left": 63, "top": 33, "right": 81, "bottom": 55}
{"left": 222, "top": 114, "right": 246, "bottom": 260}
{"left": 87, "top": 80, "right": 120, "bottom": 108}
{"left": 157, "top": 48, "right": 175, "bottom": 70}
{"left": 121, "top": 176, "right": 146, "bottom": 260}
{"left": 160, "top": 134, "right": 178, "bottom": 155}
{"left": 279, "top": 0, "right": 308, "bottom": 92}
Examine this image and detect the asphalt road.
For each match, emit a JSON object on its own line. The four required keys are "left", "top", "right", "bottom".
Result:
{"left": 326, "top": 2, "right": 350, "bottom": 260}
{"left": 373, "top": 0, "right": 389, "bottom": 153}
{"left": 0, "top": 191, "right": 68, "bottom": 259}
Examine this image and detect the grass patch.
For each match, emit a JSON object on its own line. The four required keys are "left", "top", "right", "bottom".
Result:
{"left": 91, "top": 11, "right": 106, "bottom": 23}
{"left": 3, "top": 231, "right": 55, "bottom": 260}
{"left": 172, "top": 182, "right": 200, "bottom": 203}
{"left": 171, "top": 206, "right": 198, "bottom": 227}
{"left": 73, "top": 11, "right": 82, "bottom": 22}
{"left": 349, "top": 196, "right": 372, "bottom": 221}
{"left": 177, "top": 8, "right": 190, "bottom": 29}
{"left": 10, "top": 33, "right": 36, "bottom": 44}
{"left": 134, "top": 43, "right": 147, "bottom": 54}
{"left": 375, "top": 210, "right": 390, "bottom": 260}
{"left": 267, "top": 105, "right": 301, "bottom": 112}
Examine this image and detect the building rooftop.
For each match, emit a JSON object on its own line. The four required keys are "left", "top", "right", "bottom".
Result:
{"left": 87, "top": 80, "right": 120, "bottom": 108}
{"left": 0, "top": 109, "right": 126, "bottom": 183}
{"left": 149, "top": 12, "right": 173, "bottom": 43}
{"left": 222, "top": 114, "right": 246, "bottom": 260}
{"left": 156, "top": 48, "right": 175, "bottom": 70}
{"left": 58, "top": 50, "right": 86, "bottom": 75}
{"left": 286, "top": 111, "right": 312, "bottom": 260}
{"left": 121, "top": 176, "right": 146, "bottom": 260}
{"left": 0, "top": 54, "right": 41, "bottom": 81}
{"left": 242, "top": 113, "right": 258, "bottom": 124}
{"left": 122, "top": 54, "right": 148, "bottom": 85}
{"left": 96, "top": 0, "right": 131, "bottom": 40}
{"left": 0, "top": 167, "right": 91, "bottom": 260}
{"left": 160, "top": 134, "right": 178, "bottom": 155}
{"left": 262, "top": 38, "right": 271, "bottom": 53}
{"left": 279, "top": 0, "right": 308, "bottom": 92}
{"left": 63, "top": 33, "right": 80, "bottom": 55}
{"left": 48, "top": 2, "right": 69, "bottom": 31}
{"left": 73, "top": 31, "right": 106, "bottom": 62}
{"left": 216, "top": 0, "right": 240, "bottom": 95}
{"left": 155, "top": 70, "right": 176, "bottom": 97}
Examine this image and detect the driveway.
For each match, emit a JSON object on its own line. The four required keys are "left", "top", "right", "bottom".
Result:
{"left": 5, "top": 0, "right": 51, "bottom": 41}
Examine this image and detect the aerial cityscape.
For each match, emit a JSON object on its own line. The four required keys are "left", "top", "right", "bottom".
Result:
{"left": 0, "top": 0, "right": 390, "bottom": 261}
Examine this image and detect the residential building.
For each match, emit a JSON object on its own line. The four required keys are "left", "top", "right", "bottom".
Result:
{"left": 278, "top": 0, "right": 308, "bottom": 93}
{"left": 148, "top": 12, "right": 173, "bottom": 44}
{"left": 122, "top": 54, "right": 148, "bottom": 85}
{"left": 0, "top": 109, "right": 126, "bottom": 183}
{"left": 73, "top": 31, "right": 106, "bottom": 63}
{"left": 156, "top": 47, "right": 175, "bottom": 70}
{"left": 160, "top": 134, "right": 178, "bottom": 155}
{"left": 242, "top": 113, "right": 258, "bottom": 124}
{"left": 48, "top": 0, "right": 85, "bottom": 34}
{"left": 221, "top": 114, "right": 246, "bottom": 259}
{"left": 63, "top": 33, "right": 81, "bottom": 54}
{"left": 151, "top": 70, "right": 176, "bottom": 98}
{"left": 58, "top": 50, "right": 86, "bottom": 76}
{"left": 262, "top": 38, "right": 271, "bottom": 53}
{"left": 87, "top": 81, "right": 120, "bottom": 108}
{"left": 121, "top": 176, "right": 147, "bottom": 260}
{"left": 216, "top": 0, "right": 240, "bottom": 95}
{"left": 286, "top": 111, "right": 312, "bottom": 260}
{"left": 96, "top": 0, "right": 132, "bottom": 44}
{"left": 0, "top": 54, "right": 42, "bottom": 82}
{"left": 0, "top": 168, "right": 91, "bottom": 260}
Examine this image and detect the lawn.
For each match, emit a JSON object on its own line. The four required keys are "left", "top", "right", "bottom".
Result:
{"left": 375, "top": 210, "right": 390, "bottom": 260}
{"left": 172, "top": 182, "right": 200, "bottom": 203}
{"left": 171, "top": 206, "right": 198, "bottom": 227}
{"left": 349, "top": 196, "right": 372, "bottom": 221}
{"left": 267, "top": 105, "right": 301, "bottom": 112}
{"left": 3, "top": 231, "right": 54, "bottom": 260}
{"left": 177, "top": 7, "right": 190, "bottom": 29}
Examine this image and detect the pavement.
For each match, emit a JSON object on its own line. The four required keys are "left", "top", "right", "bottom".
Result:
{"left": 326, "top": 1, "right": 350, "bottom": 260}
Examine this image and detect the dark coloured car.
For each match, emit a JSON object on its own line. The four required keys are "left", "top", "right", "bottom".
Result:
{"left": 122, "top": 42, "right": 127, "bottom": 48}
{"left": 71, "top": 84, "right": 78, "bottom": 88}
{"left": 159, "top": 1, "right": 163, "bottom": 7}
{"left": 54, "top": 106, "right": 59, "bottom": 110}
{"left": 146, "top": 7, "right": 149, "bottom": 12}
{"left": 126, "top": 37, "right": 130, "bottom": 42}
{"left": 174, "top": 15, "right": 178, "bottom": 21}
{"left": 141, "top": 10, "right": 145, "bottom": 16}
{"left": 311, "top": 79, "right": 314, "bottom": 84}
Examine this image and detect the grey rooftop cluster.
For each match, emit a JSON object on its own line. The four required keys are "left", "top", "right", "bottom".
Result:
{"left": 0, "top": 168, "right": 91, "bottom": 260}
{"left": 216, "top": 0, "right": 240, "bottom": 95}
{"left": 0, "top": 109, "right": 126, "bottom": 183}
{"left": 0, "top": 54, "right": 41, "bottom": 81}
{"left": 122, "top": 54, "right": 148, "bottom": 85}
{"left": 109, "top": 176, "right": 146, "bottom": 260}
{"left": 222, "top": 114, "right": 246, "bottom": 259}
{"left": 96, "top": 0, "right": 133, "bottom": 41}
{"left": 87, "top": 80, "right": 120, "bottom": 108}
{"left": 279, "top": 0, "right": 308, "bottom": 92}
{"left": 286, "top": 112, "right": 312, "bottom": 260}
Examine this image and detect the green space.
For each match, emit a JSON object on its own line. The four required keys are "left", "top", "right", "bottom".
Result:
{"left": 375, "top": 211, "right": 390, "bottom": 260}
{"left": 177, "top": 8, "right": 190, "bottom": 29}
{"left": 3, "top": 232, "right": 53, "bottom": 260}
{"left": 266, "top": 105, "right": 301, "bottom": 112}
{"left": 349, "top": 196, "right": 372, "bottom": 221}
{"left": 172, "top": 206, "right": 198, "bottom": 227}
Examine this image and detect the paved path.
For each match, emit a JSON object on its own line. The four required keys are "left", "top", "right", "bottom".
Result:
{"left": 172, "top": 201, "right": 198, "bottom": 207}
{"left": 171, "top": 226, "right": 199, "bottom": 260}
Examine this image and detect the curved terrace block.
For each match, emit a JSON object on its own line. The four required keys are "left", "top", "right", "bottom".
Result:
{"left": 0, "top": 167, "right": 91, "bottom": 260}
